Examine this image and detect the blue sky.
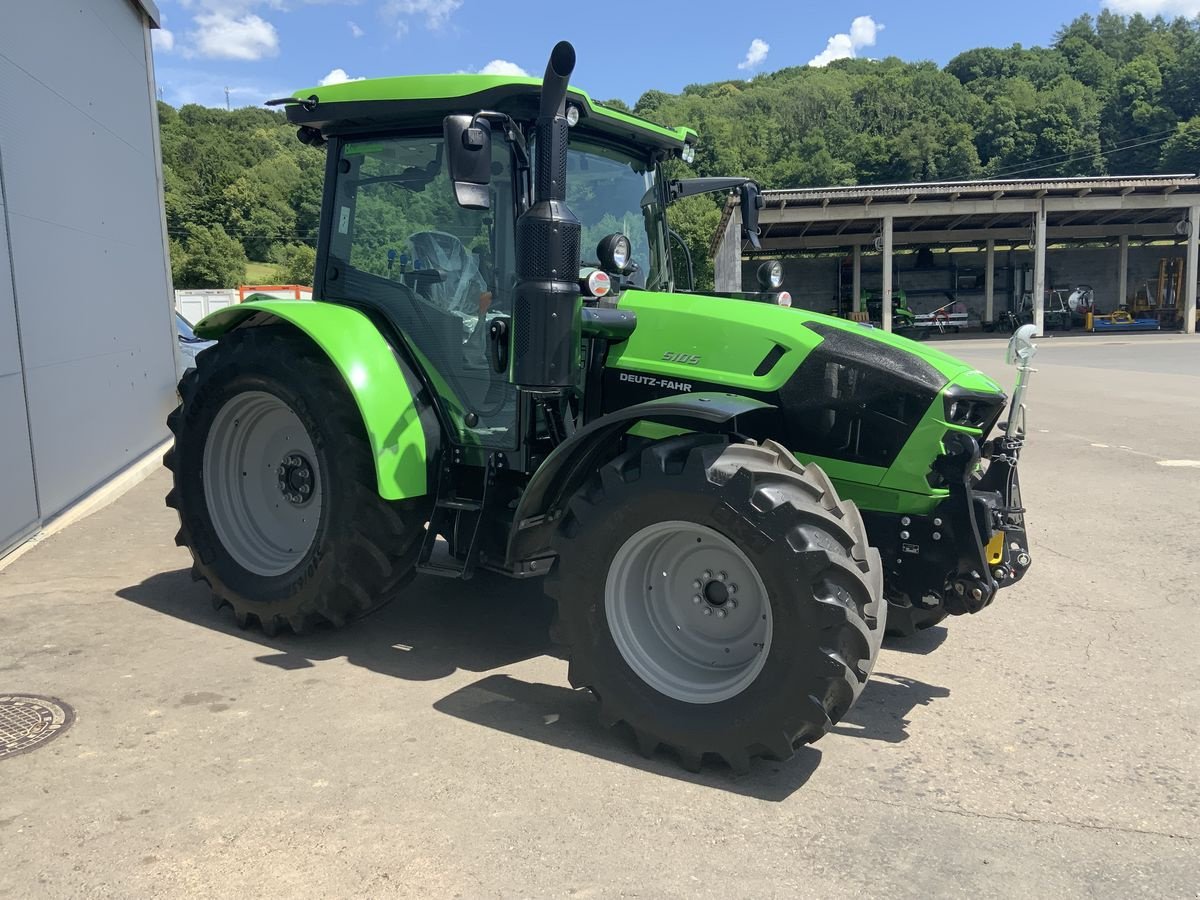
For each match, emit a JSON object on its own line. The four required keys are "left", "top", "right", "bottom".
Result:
{"left": 150, "top": 0, "right": 1200, "bottom": 109}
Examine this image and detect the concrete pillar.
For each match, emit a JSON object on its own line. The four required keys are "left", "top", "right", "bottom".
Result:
{"left": 984, "top": 239, "right": 995, "bottom": 323}
{"left": 881, "top": 215, "right": 893, "bottom": 333}
{"left": 1117, "top": 235, "right": 1129, "bottom": 309}
{"left": 1186, "top": 205, "right": 1199, "bottom": 335}
{"left": 1032, "top": 205, "right": 1047, "bottom": 336}
{"left": 852, "top": 244, "right": 862, "bottom": 313}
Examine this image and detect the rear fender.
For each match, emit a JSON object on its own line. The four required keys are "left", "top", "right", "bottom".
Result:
{"left": 506, "top": 392, "right": 774, "bottom": 565}
{"left": 195, "top": 300, "right": 431, "bottom": 499}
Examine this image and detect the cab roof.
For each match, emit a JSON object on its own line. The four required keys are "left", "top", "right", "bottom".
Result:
{"left": 282, "top": 74, "right": 697, "bottom": 153}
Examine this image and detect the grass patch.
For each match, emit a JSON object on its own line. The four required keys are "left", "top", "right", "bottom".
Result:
{"left": 244, "top": 260, "right": 277, "bottom": 284}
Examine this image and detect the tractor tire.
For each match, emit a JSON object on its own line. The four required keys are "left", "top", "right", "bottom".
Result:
{"left": 165, "top": 326, "right": 429, "bottom": 635}
{"left": 546, "top": 434, "right": 885, "bottom": 773}
{"left": 883, "top": 600, "right": 948, "bottom": 637}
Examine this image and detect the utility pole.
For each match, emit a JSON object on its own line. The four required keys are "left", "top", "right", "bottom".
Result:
{"left": 224, "top": 86, "right": 230, "bottom": 110}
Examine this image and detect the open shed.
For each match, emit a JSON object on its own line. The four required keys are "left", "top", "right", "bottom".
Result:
{"left": 711, "top": 175, "right": 1200, "bottom": 336}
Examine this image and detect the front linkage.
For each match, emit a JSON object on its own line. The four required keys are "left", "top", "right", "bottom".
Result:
{"left": 866, "top": 326, "right": 1037, "bottom": 625}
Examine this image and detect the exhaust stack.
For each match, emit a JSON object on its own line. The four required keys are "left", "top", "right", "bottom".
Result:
{"left": 510, "top": 41, "right": 582, "bottom": 391}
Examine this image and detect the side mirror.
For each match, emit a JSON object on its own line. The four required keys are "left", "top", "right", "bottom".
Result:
{"left": 739, "top": 182, "right": 763, "bottom": 250}
{"left": 1006, "top": 323, "right": 1038, "bottom": 366}
{"left": 444, "top": 114, "right": 492, "bottom": 210}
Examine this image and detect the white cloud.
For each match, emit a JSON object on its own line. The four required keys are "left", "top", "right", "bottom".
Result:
{"left": 808, "top": 15, "right": 883, "bottom": 67}
{"left": 380, "top": 0, "right": 463, "bottom": 37}
{"left": 318, "top": 67, "right": 365, "bottom": 85}
{"left": 348, "top": 20, "right": 364, "bottom": 37}
{"left": 479, "top": 59, "right": 529, "bottom": 77}
{"left": 737, "top": 38, "right": 769, "bottom": 71}
{"left": 190, "top": 12, "right": 279, "bottom": 60}
{"left": 1102, "top": 0, "right": 1200, "bottom": 14}
{"left": 152, "top": 28, "right": 175, "bottom": 52}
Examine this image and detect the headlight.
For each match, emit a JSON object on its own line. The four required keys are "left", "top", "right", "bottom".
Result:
{"left": 597, "top": 233, "right": 632, "bottom": 273}
{"left": 756, "top": 260, "right": 784, "bottom": 290}
{"left": 944, "top": 392, "right": 1003, "bottom": 430}
{"left": 565, "top": 104, "right": 580, "bottom": 127}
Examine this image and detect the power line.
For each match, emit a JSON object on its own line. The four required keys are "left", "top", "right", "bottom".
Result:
{"left": 992, "top": 131, "right": 1177, "bottom": 180}
{"left": 980, "top": 125, "right": 1181, "bottom": 180}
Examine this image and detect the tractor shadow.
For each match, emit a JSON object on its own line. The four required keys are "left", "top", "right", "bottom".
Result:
{"left": 831, "top": 671, "right": 951, "bottom": 744}
{"left": 432, "top": 673, "right": 824, "bottom": 801}
{"left": 117, "top": 566, "right": 554, "bottom": 682}
{"left": 882, "top": 625, "right": 950, "bottom": 655}
{"left": 119, "top": 568, "right": 950, "bottom": 799}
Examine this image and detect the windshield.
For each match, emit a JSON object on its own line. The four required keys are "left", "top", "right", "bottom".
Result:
{"left": 565, "top": 139, "right": 669, "bottom": 291}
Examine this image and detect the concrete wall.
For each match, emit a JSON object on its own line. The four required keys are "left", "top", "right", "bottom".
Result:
{"left": 741, "top": 244, "right": 1191, "bottom": 320}
{"left": 0, "top": 0, "right": 176, "bottom": 555}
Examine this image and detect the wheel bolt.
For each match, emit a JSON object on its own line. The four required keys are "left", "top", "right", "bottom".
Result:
{"left": 715, "top": 609, "right": 726, "bottom": 618}
{"left": 692, "top": 595, "right": 702, "bottom": 604}
{"left": 692, "top": 580, "right": 702, "bottom": 589}
{"left": 717, "top": 571, "right": 727, "bottom": 582}
{"left": 728, "top": 583, "right": 737, "bottom": 594}
{"left": 727, "top": 599, "right": 737, "bottom": 610}
{"left": 702, "top": 570, "right": 712, "bottom": 580}
{"left": 298, "top": 469, "right": 310, "bottom": 479}
{"left": 299, "top": 484, "right": 310, "bottom": 495}
{"left": 277, "top": 466, "right": 285, "bottom": 476}
{"left": 702, "top": 607, "right": 713, "bottom": 616}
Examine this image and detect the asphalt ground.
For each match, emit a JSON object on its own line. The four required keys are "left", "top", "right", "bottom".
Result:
{"left": 1, "top": 333, "right": 1197, "bottom": 898}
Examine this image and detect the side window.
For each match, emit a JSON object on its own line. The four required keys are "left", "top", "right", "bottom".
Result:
{"left": 327, "top": 135, "right": 519, "bottom": 449}
{"left": 332, "top": 137, "right": 512, "bottom": 320}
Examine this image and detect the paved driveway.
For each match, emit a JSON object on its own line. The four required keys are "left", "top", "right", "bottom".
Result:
{"left": 1, "top": 335, "right": 1197, "bottom": 898}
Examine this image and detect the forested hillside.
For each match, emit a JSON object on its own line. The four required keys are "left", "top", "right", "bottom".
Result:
{"left": 161, "top": 11, "right": 1200, "bottom": 289}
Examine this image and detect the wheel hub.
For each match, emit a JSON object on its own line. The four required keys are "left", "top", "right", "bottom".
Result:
{"left": 277, "top": 453, "right": 315, "bottom": 506}
{"left": 606, "top": 521, "right": 772, "bottom": 705}
{"left": 202, "top": 390, "right": 323, "bottom": 577}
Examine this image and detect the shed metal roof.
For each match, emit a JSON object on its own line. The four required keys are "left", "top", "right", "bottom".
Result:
{"left": 713, "top": 174, "right": 1200, "bottom": 255}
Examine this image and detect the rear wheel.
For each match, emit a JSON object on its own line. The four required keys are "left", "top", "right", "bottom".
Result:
{"left": 165, "top": 326, "right": 430, "bottom": 634}
{"left": 547, "top": 434, "right": 885, "bottom": 773}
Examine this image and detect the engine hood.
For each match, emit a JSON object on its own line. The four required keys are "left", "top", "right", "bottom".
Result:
{"left": 612, "top": 290, "right": 1003, "bottom": 397}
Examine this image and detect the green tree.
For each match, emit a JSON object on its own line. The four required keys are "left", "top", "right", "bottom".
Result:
{"left": 1160, "top": 116, "right": 1200, "bottom": 172}
{"left": 174, "top": 224, "right": 248, "bottom": 289}
{"left": 272, "top": 242, "right": 317, "bottom": 285}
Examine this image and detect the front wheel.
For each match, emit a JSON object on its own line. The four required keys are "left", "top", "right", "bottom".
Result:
{"left": 546, "top": 435, "right": 885, "bottom": 772}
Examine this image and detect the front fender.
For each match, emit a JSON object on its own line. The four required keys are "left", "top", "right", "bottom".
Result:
{"left": 195, "top": 300, "right": 430, "bottom": 500}
{"left": 506, "top": 392, "right": 774, "bottom": 565}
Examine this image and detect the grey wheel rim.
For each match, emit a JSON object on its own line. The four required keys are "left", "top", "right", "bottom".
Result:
{"left": 605, "top": 521, "right": 773, "bottom": 705}
{"left": 202, "top": 391, "right": 322, "bottom": 577}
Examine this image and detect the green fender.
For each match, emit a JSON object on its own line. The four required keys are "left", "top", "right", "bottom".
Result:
{"left": 194, "top": 299, "right": 429, "bottom": 499}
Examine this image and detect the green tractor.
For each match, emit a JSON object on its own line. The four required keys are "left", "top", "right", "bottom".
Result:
{"left": 166, "top": 42, "right": 1036, "bottom": 772}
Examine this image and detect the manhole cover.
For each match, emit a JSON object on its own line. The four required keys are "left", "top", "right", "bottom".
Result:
{"left": 0, "top": 695, "right": 74, "bottom": 760}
